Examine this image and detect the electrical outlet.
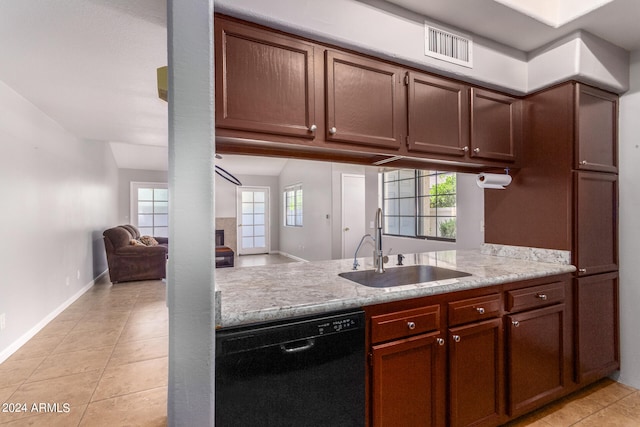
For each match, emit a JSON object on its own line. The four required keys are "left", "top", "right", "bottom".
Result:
{"left": 77, "top": 269, "right": 80, "bottom": 280}
{"left": 0, "top": 313, "right": 6, "bottom": 331}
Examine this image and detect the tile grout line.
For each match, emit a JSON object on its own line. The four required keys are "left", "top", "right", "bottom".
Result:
{"left": 567, "top": 385, "right": 637, "bottom": 426}
{"left": 77, "top": 293, "right": 139, "bottom": 427}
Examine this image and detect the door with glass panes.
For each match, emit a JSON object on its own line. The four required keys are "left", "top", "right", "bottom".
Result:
{"left": 237, "top": 187, "right": 269, "bottom": 255}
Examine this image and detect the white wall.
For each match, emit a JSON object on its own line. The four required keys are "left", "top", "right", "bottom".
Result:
{"left": 0, "top": 79, "right": 119, "bottom": 362}
{"left": 616, "top": 49, "right": 640, "bottom": 389}
{"left": 278, "top": 160, "right": 333, "bottom": 261}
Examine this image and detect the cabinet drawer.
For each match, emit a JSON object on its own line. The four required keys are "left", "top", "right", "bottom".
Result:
{"left": 506, "top": 282, "right": 565, "bottom": 312}
{"left": 448, "top": 294, "right": 501, "bottom": 326}
{"left": 371, "top": 305, "right": 440, "bottom": 344}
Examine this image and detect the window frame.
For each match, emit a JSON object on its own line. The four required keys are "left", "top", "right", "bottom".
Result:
{"left": 283, "top": 183, "right": 303, "bottom": 227}
{"left": 381, "top": 170, "right": 457, "bottom": 242}
{"left": 130, "top": 182, "right": 169, "bottom": 237}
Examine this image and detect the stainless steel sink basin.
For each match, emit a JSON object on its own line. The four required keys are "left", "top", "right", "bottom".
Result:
{"left": 338, "top": 265, "right": 471, "bottom": 288}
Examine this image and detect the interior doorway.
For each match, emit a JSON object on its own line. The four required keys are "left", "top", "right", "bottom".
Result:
{"left": 341, "top": 174, "right": 366, "bottom": 259}
{"left": 237, "top": 187, "right": 270, "bottom": 255}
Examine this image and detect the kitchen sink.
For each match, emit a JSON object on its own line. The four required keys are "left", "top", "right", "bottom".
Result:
{"left": 339, "top": 265, "right": 471, "bottom": 288}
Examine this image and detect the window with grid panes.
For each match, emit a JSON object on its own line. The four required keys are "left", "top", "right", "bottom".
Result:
{"left": 382, "top": 170, "right": 456, "bottom": 241}
{"left": 131, "top": 183, "right": 169, "bottom": 237}
{"left": 284, "top": 184, "right": 303, "bottom": 227}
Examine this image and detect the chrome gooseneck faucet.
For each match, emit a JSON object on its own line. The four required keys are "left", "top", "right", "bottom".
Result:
{"left": 351, "top": 208, "right": 387, "bottom": 272}
{"left": 373, "top": 208, "right": 385, "bottom": 273}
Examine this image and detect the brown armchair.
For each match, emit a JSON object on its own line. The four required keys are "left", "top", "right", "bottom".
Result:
{"left": 103, "top": 225, "right": 168, "bottom": 283}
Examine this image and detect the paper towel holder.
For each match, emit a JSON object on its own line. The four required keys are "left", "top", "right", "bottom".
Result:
{"left": 477, "top": 168, "right": 512, "bottom": 189}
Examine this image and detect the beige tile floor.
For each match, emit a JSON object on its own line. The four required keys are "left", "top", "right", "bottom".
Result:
{"left": 1, "top": 268, "right": 639, "bottom": 426}
{"left": 0, "top": 275, "right": 168, "bottom": 426}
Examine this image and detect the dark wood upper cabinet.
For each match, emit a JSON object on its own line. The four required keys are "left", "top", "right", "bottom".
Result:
{"left": 575, "top": 84, "right": 618, "bottom": 173}
{"left": 325, "top": 50, "right": 402, "bottom": 149}
{"left": 214, "top": 18, "right": 317, "bottom": 139}
{"left": 470, "top": 88, "right": 521, "bottom": 163}
{"left": 575, "top": 273, "right": 619, "bottom": 384}
{"left": 574, "top": 172, "right": 618, "bottom": 276}
{"left": 406, "top": 72, "right": 469, "bottom": 156}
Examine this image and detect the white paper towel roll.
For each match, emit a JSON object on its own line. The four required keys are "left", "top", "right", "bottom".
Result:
{"left": 476, "top": 173, "right": 512, "bottom": 189}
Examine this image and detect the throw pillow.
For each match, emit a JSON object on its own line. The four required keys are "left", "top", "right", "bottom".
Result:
{"left": 130, "top": 239, "right": 146, "bottom": 246}
{"left": 140, "top": 235, "right": 159, "bottom": 246}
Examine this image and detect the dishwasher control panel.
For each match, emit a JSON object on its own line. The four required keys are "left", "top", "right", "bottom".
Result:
{"left": 316, "top": 315, "right": 361, "bottom": 335}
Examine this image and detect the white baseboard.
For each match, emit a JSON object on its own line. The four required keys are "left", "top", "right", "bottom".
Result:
{"left": 0, "top": 270, "right": 107, "bottom": 364}
{"left": 274, "top": 251, "right": 309, "bottom": 263}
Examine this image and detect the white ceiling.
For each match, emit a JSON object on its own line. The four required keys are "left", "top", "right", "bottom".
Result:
{"left": 1, "top": 0, "right": 639, "bottom": 172}
{"left": 384, "top": 0, "right": 640, "bottom": 52}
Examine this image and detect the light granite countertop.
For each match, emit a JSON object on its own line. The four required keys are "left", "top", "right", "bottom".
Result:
{"left": 214, "top": 247, "right": 575, "bottom": 328}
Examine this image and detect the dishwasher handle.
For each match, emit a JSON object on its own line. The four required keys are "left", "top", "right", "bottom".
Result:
{"left": 280, "top": 338, "right": 316, "bottom": 354}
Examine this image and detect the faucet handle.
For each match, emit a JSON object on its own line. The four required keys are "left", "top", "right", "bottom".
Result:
{"left": 397, "top": 254, "right": 405, "bottom": 266}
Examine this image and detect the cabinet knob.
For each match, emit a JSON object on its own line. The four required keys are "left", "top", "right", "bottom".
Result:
{"left": 329, "top": 126, "right": 337, "bottom": 135}
{"left": 580, "top": 160, "right": 588, "bottom": 165}
{"left": 407, "top": 321, "right": 416, "bottom": 330}
{"left": 578, "top": 268, "right": 587, "bottom": 273}
{"left": 476, "top": 307, "right": 485, "bottom": 314}
{"left": 309, "top": 124, "right": 317, "bottom": 132}
{"left": 437, "top": 338, "right": 445, "bottom": 346}
{"left": 453, "top": 335, "right": 461, "bottom": 343}
{"left": 461, "top": 146, "right": 469, "bottom": 152}
{"left": 473, "top": 147, "right": 480, "bottom": 153}
{"left": 512, "top": 321, "right": 520, "bottom": 327}
{"left": 536, "top": 293, "right": 548, "bottom": 301}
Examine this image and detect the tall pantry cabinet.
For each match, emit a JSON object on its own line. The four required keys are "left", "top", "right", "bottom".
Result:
{"left": 484, "top": 82, "right": 619, "bottom": 385}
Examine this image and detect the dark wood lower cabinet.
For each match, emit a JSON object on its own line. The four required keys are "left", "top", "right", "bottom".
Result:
{"left": 371, "top": 332, "right": 445, "bottom": 427}
{"left": 575, "top": 273, "right": 619, "bottom": 384}
{"left": 506, "top": 304, "right": 567, "bottom": 417}
{"left": 449, "top": 318, "right": 503, "bottom": 427}
{"left": 366, "top": 274, "right": 620, "bottom": 427}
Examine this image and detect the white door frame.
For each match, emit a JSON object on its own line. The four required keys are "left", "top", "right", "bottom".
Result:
{"left": 236, "top": 186, "right": 270, "bottom": 255}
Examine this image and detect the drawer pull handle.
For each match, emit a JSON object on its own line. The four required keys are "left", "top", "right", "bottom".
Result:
{"left": 476, "top": 307, "right": 485, "bottom": 315}
{"left": 579, "top": 268, "right": 587, "bottom": 273}
{"left": 437, "top": 338, "right": 445, "bottom": 346}
{"left": 407, "top": 321, "right": 416, "bottom": 330}
{"left": 453, "top": 335, "right": 461, "bottom": 343}
{"left": 512, "top": 321, "right": 520, "bottom": 327}
{"left": 536, "top": 293, "right": 548, "bottom": 301}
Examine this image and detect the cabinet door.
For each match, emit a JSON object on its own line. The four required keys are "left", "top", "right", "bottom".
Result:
{"left": 371, "top": 333, "right": 445, "bottom": 427}
{"left": 215, "top": 18, "right": 317, "bottom": 138}
{"left": 507, "top": 304, "right": 566, "bottom": 417}
{"left": 575, "top": 273, "right": 619, "bottom": 384}
{"left": 325, "top": 50, "right": 402, "bottom": 149}
{"left": 470, "top": 88, "right": 521, "bottom": 163}
{"left": 575, "top": 84, "right": 618, "bottom": 173}
{"left": 406, "top": 72, "right": 469, "bottom": 156}
{"left": 574, "top": 172, "right": 618, "bottom": 276}
{"left": 449, "top": 318, "right": 503, "bottom": 427}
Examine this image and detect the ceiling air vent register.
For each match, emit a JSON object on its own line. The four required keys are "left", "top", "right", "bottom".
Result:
{"left": 424, "top": 21, "right": 473, "bottom": 68}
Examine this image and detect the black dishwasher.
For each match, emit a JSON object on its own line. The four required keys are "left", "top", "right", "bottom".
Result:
{"left": 215, "top": 309, "right": 365, "bottom": 427}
